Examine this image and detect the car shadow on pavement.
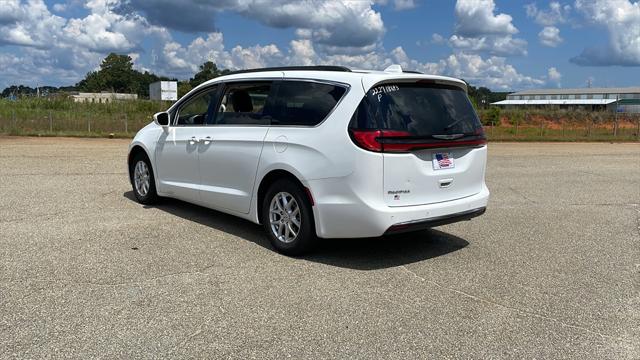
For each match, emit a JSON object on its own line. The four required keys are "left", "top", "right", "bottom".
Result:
{"left": 124, "top": 191, "right": 469, "bottom": 270}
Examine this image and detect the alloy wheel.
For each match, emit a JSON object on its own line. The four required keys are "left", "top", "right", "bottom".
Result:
{"left": 269, "top": 192, "right": 302, "bottom": 243}
{"left": 134, "top": 160, "right": 150, "bottom": 197}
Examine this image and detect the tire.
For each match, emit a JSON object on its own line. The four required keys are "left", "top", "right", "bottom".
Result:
{"left": 261, "top": 178, "right": 316, "bottom": 256}
{"left": 130, "top": 153, "right": 158, "bottom": 205}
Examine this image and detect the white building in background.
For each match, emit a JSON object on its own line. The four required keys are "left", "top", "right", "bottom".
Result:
{"left": 70, "top": 92, "right": 138, "bottom": 103}
{"left": 492, "top": 87, "right": 640, "bottom": 113}
{"left": 149, "top": 81, "right": 178, "bottom": 101}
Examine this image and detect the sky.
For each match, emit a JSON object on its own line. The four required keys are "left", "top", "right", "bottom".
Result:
{"left": 0, "top": 0, "right": 639, "bottom": 91}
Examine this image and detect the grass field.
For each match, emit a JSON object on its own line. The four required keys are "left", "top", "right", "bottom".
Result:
{"left": 0, "top": 97, "right": 171, "bottom": 136}
{"left": 484, "top": 122, "right": 640, "bottom": 142}
{"left": 1, "top": 98, "right": 638, "bottom": 141}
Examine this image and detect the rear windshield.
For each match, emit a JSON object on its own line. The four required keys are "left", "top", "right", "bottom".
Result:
{"left": 350, "top": 83, "right": 482, "bottom": 137}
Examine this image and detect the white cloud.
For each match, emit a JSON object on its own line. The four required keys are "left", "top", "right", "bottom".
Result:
{"left": 0, "top": 0, "right": 170, "bottom": 88}
{"left": 547, "top": 67, "right": 562, "bottom": 83}
{"left": 442, "top": 52, "right": 545, "bottom": 90}
{"left": 240, "top": 1, "right": 385, "bottom": 51}
{"left": 0, "top": 0, "right": 22, "bottom": 25}
{"left": 156, "top": 32, "right": 287, "bottom": 78}
{"left": 52, "top": 3, "right": 67, "bottom": 12}
{"left": 525, "top": 2, "right": 571, "bottom": 26}
{"left": 289, "top": 39, "right": 319, "bottom": 66}
{"left": 572, "top": 0, "right": 640, "bottom": 66}
{"left": 0, "top": 0, "right": 66, "bottom": 48}
{"left": 431, "top": 33, "right": 445, "bottom": 44}
{"left": 394, "top": 0, "right": 417, "bottom": 11}
{"left": 122, "top": 0, "right": 385, "bottom": 53}
{"left": 0, "top": 0, "right": 546, "bottom": 91}
{"left": 451, "top": 0, "right": 527, "bottom": 57}
{"left": 449, "top": 34, "right": 528, "bottom": 56}
{"left": 157, "top": 31, "right": 543, "bottom": 91}
{"left": 538, "top": 26, "right": 563, "bottom": 47}
{"left": 454, "top": 0, "right": 518, "bottom": 36}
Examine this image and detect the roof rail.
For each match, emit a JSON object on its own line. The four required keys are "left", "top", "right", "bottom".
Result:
{"left": 403, "top": 70, "right": 423, "bottom": 74}
{"left": 227, "top": 65, "right": 352, "bottom": 75}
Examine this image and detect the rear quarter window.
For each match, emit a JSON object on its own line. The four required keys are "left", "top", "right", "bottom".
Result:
{"left": 271, "top": 81, "right": 347, "bottom": 126}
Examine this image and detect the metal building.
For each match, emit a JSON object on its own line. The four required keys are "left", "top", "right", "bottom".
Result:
{"left": 492, "top": 87, "right": 640, "bottom": 113}
{"left": 70, "top": 92, "right": 138, "bottom": 103}
{"left": 149, "top": 81, "right": 178, "bottom": 101}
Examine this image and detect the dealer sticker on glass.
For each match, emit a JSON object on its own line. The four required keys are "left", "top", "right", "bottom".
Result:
{"left": 432, "top": 152, "right": 455, "bottom": 170}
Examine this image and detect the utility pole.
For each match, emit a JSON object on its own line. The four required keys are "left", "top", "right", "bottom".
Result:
{"left": 614, "top": 95, "right": 619, "bottom": 137}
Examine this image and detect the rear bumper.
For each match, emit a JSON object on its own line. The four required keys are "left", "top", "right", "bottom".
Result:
{"left": 384, "top": 207, "right": 486, "bottom": 235}
{"left": 308, "top": 178, "right": 490, "bottom": 238}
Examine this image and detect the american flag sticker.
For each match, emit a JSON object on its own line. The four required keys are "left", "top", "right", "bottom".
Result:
{"left": 433, "top": 152, "right": 455, "bottom": 170}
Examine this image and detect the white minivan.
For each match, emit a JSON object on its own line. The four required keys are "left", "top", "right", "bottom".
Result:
{"left": 128, "top": 65, "right": 489, "bottom": 255}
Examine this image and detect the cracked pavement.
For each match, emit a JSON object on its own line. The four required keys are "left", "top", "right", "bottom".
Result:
{"left": 0, "top": 137, "right": 638, "bottom": 359}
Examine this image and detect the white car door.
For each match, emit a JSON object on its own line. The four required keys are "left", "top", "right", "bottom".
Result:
{"left": 155, "top": 86, "right": 218, "bottom": 203}
{"left": 196, "top": 80, "right": 274, "bottom": 214}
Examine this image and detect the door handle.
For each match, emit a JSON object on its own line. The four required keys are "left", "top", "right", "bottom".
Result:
{"left": 202, "top": 136, "right": 212, "bottom": 145}
{"left": 439, "top": 178, "right": 454, "bottom": 188}
{"left": 188, "top": 136, "right": 199, "bottom": 144}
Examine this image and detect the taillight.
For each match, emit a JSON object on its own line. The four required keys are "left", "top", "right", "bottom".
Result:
{"left": 350, "top": 129, "right": 384, "bottom": 152}
{"left": 349, "top": 129, "right": 486, "bottom": 153}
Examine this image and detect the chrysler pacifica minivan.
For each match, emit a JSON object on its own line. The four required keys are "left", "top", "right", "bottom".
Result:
{"left": 128, "top": 65, "right": 489, "bottom": 255}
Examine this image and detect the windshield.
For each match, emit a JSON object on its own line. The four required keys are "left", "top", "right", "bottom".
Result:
{"left": 358, "top": 83, "right": 482, "bottom": 137}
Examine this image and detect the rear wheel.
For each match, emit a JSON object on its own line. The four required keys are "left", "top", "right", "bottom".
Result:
{"left": 130, "top": 153, "right": 158, "bottom": 205}
{"left": 262, "top": 179, "right": 316, "bottom": 255}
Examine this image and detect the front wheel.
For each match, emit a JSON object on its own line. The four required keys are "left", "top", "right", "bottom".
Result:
{"left": 262, "top": 179, "right": 316, "bottom": 256}
{"left": 130, "top": 153, "right": 158, "bottom": 205}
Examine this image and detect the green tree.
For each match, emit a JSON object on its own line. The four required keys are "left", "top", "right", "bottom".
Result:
{"left": 76, "top": 53, "right": 135, "bottom": 93}
{"left": 77, "top": 71, "right": 106, "bottom": 93}
{"left": 189, "top": 61, "right": 231, "bottom": 88}
{"left": 465, "top": 82, "right": 508, "bottom": 109}
{"left": 484, "top": 106, "right": 501, "bottom": 126}
{"left": 178, "top": 81, "right": 193, "bottom": 97}
{"left": 99, "top": 53, "right": 136, "bottom": 93}
{"left": 75, "top": 53, "right": 176, "bottom": 98}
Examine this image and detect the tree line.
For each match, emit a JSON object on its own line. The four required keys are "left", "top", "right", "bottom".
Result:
{"left": 2, "top": 53, "right": 232, "bottom": 99}
{"left": 2, "top": 52, "right": 506, "bottom": 105}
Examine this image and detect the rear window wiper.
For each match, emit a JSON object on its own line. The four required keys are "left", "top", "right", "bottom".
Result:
{"left": 444, "top": 118, "right": 463, "bottom": 130}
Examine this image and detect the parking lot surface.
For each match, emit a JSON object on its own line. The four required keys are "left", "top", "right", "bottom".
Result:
{"left": 0, "top": 136, "right": 638, "bottom": 359}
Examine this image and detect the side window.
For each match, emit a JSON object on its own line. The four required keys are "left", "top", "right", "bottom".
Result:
{"left": 271, "top": 81, "right": 347, "bottom": 126}
{"left": 176, "top": 86, "right": 218, "bottom": 126}
{"left": 214, "top": 82, "right": 274, "bottom": 125}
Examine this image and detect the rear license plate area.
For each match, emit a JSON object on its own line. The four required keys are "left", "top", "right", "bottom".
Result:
{"left": 432, "top": 152, "right": 455, "bottom": 170}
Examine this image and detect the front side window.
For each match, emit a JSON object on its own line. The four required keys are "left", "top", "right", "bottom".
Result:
{"left": 176, "top": 86, "right": 218, "bottom": 126}
{"left": 214, "top": 82, "right": 274, "bottom": 125}
{"left": 271, "top": 81, "right": 347, "bottom": 126}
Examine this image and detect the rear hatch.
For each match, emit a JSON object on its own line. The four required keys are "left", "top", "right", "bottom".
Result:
{"left": 349, "top": 80, "right": 486, "bottom": 207}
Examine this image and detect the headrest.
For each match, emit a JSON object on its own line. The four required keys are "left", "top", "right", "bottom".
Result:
{"left": 230, "top": 90, "right": 253, "bottom": 112}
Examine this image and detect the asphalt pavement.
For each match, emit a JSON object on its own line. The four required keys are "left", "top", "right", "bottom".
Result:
{"left": 0, "top": 136, "right": 638, "bottom": 359}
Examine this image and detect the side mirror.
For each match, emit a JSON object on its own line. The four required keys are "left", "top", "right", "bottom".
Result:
{"left": 153, "top": 112, "right": 170, "bottom": 127}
